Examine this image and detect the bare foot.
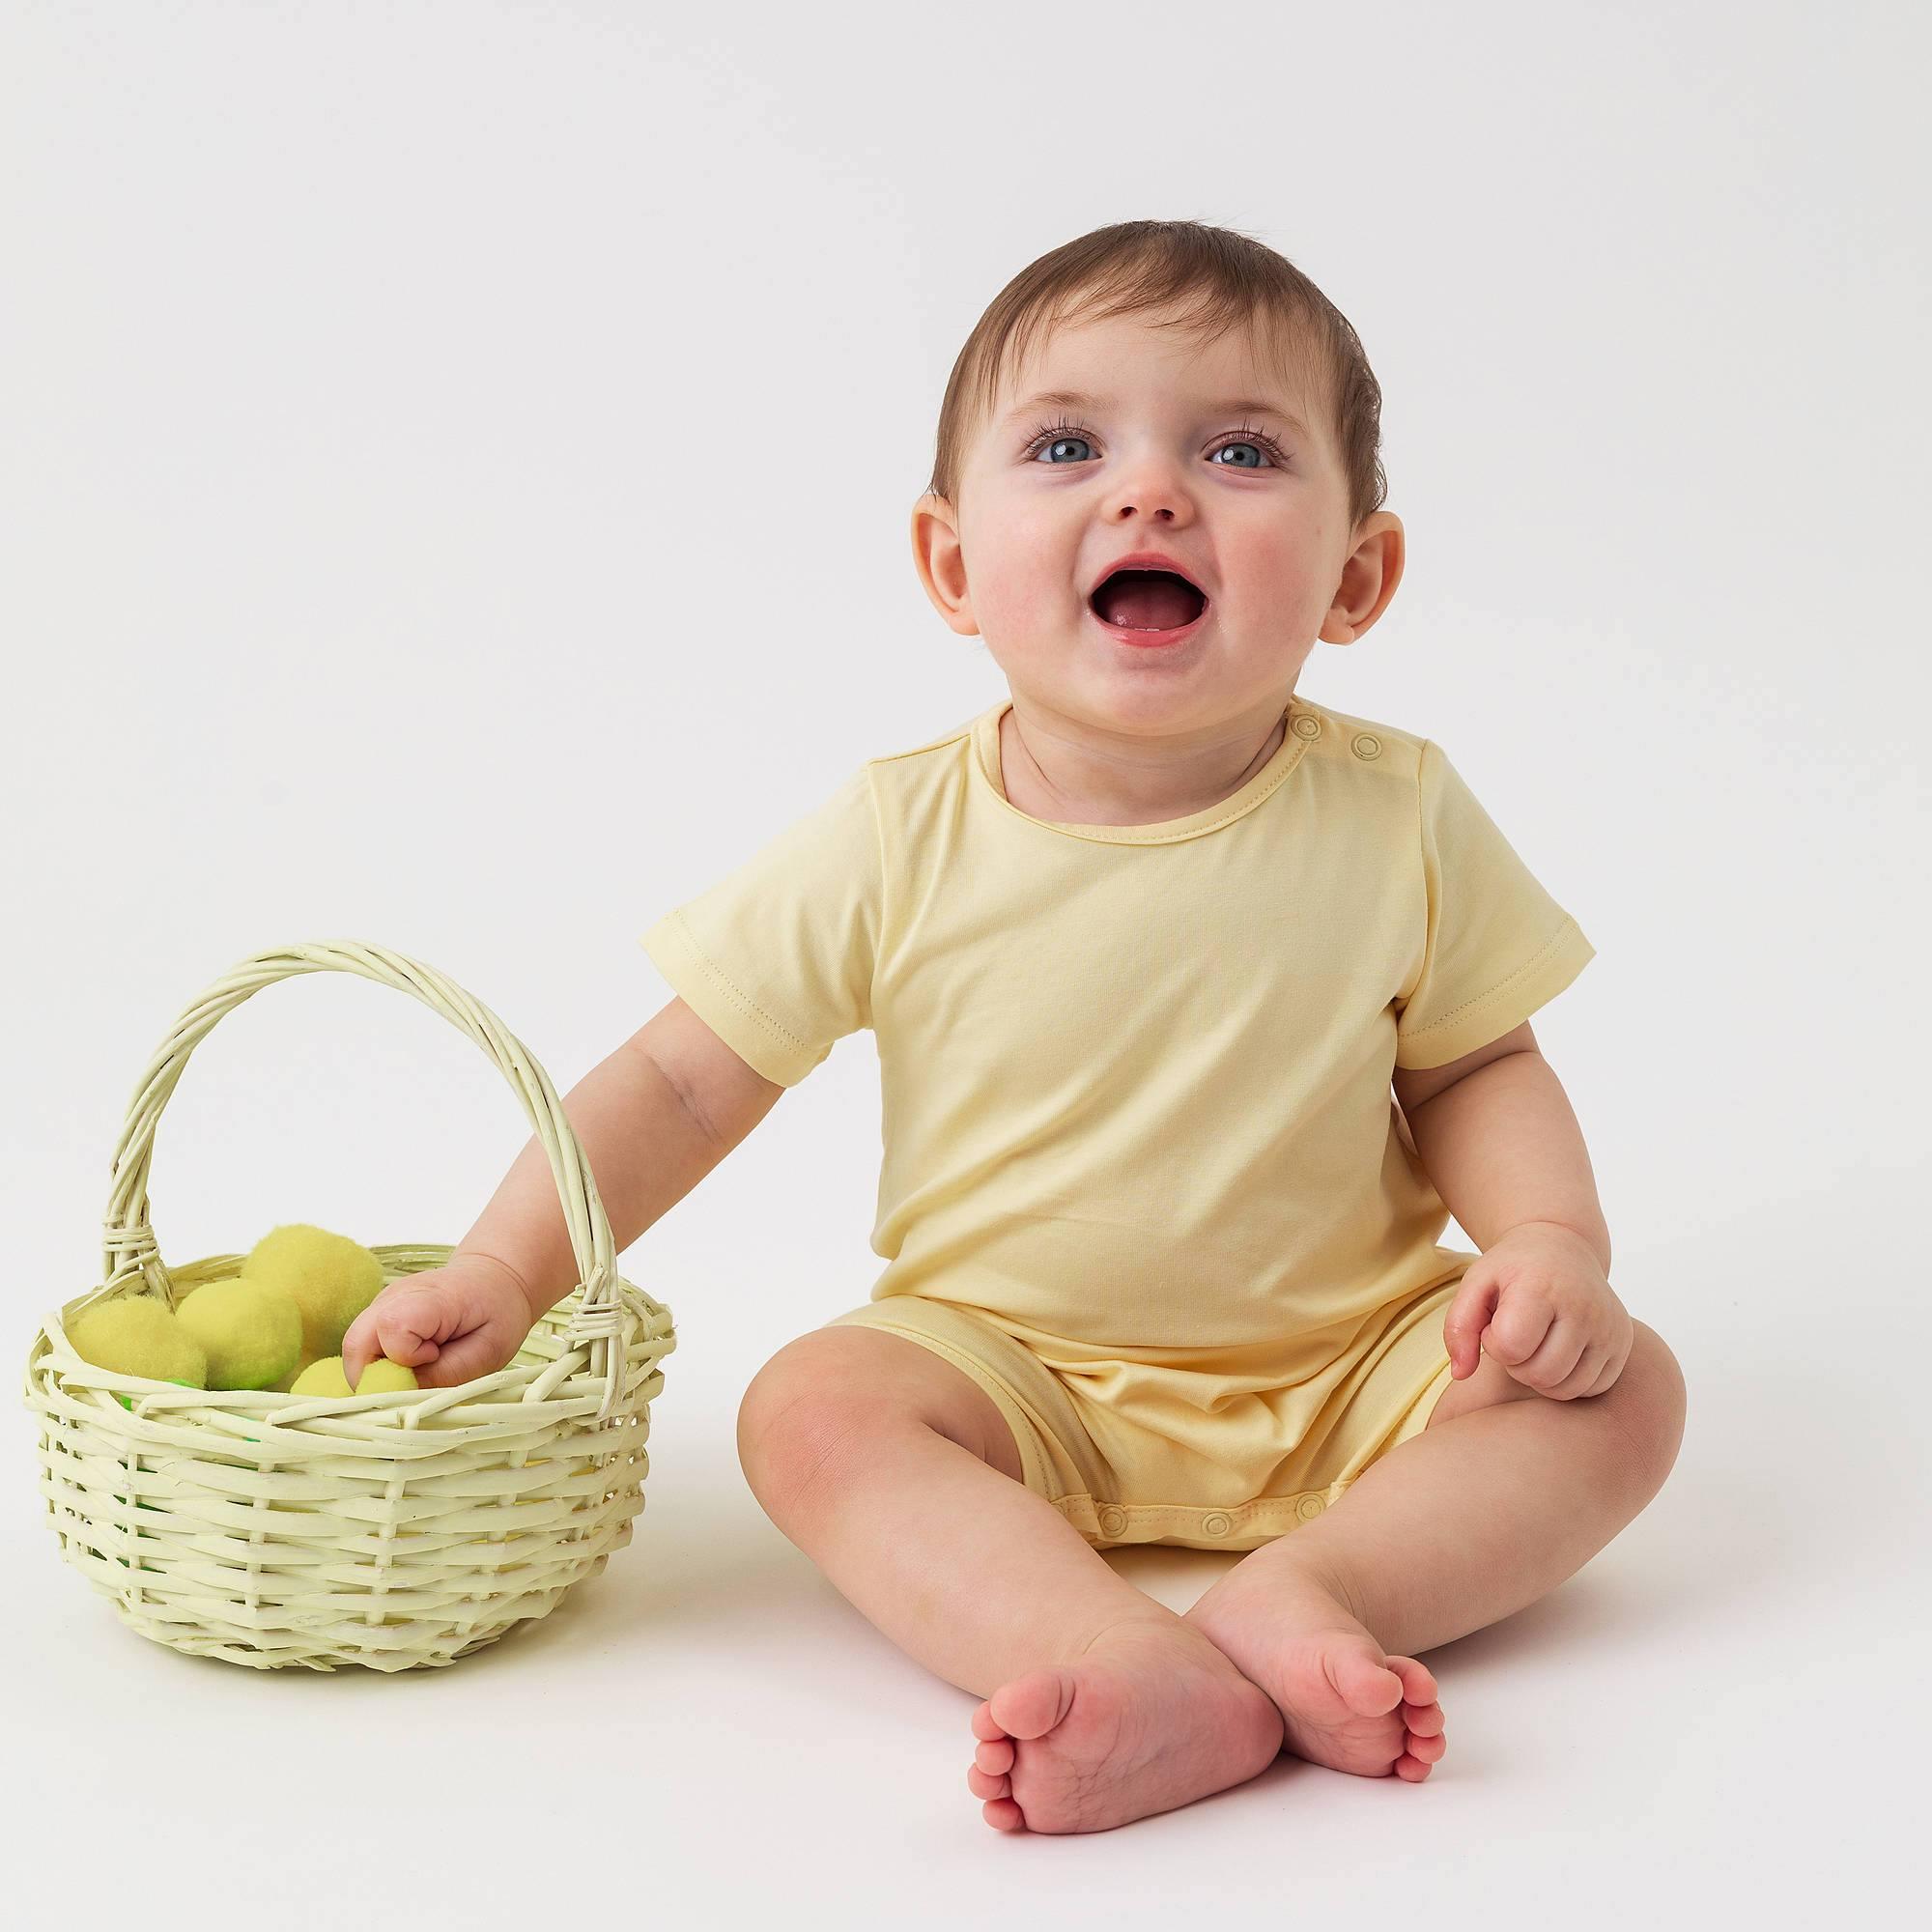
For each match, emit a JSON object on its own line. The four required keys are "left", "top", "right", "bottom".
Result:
{"left": 964, "top": 1615, "right": 1285, "bottom": 1833}
{"left": 1182, "top": 1550, "right": 1446, "bottom": 1781}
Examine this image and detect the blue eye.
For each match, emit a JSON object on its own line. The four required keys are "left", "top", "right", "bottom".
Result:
{"left": 1021, "top": 415, "right": 1291, "bottom": 468}
{"left": 1024, "top": 420, "right": 1095, "bottom": 464}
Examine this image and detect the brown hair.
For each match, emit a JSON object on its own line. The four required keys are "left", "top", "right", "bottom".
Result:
{"left": 925, "top": 219, "right": 1387, "bottom": 536}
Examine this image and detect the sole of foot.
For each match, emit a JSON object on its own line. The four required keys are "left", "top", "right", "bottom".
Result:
{"left": 1183, "top": 1558, "right": 1447, "bottom": 1781}
{"left": 965, "top": 1617, "right": 1287, "bottom": 1833}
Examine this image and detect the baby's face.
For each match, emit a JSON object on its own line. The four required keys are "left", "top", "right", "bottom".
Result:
{"left": 916, "top": 310, "right": 1402, "bottom": 739}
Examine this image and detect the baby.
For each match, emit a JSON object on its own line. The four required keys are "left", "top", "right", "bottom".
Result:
{"left": 343, "top": 218, "right": 1688, "bottom": 1835}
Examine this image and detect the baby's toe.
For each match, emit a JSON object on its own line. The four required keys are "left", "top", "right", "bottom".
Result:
{"left": 1394, "top": 1749, "right": 1435, "bottom": 1781}
{"left": 1404, "top": 1724, "right": 1447, "bottom": 1764}
{"left": 970, "top": 1698, "right": 1009, "bottom": 1744}
{"left": 1387, "top": 1656, "right": 1437, "bottom": 1704}
{"left": 975, "top": 1736, "right": 1015, "bottom": 1776}
{"left": 1331, "top": 1642, "right": 1406, "bottom": 1716}
{"left": 982, "top": 1795, "right": 1026, "bottom": 1832}
{"left": 967, "top": 1763, "right": 1011, "bottom": 1802}
{"left": 987, "top": 1664, "right": 1077, "bottom": 1742}
{"left": 1403, "top": 1698, "right": 1446, "bottom": 1738}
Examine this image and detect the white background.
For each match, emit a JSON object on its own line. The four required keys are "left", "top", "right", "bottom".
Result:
{"left": 3, "top": 1, "right": 1924, "bottom": 1924}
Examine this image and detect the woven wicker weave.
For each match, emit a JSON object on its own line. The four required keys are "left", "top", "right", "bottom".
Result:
{"left": 22, "top": 940, "right": 675, "bottom": 1672}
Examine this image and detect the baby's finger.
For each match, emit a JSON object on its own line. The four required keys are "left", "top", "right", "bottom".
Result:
{"left": 355, "top": 1286, "right": 455, "bottom": 1375}
{"left": 1440, "top": 1272, "right": 1500, "bottom": 1378}
{"left": 339, "top": 1306, "right": 384, "bottom": 1386}
{"left": 1482, "top": 1289, "right": 1553, "bottom": 1369}
{"left": 1545, "top": 1342, "right": 1608, "bottom": 1402}
{"left": 1578, "top": 1350, "right": 1625, "bottom": 1399}
{"left": 1513, "top": 1320, "right": 1589, "bottom": 1393}
{"left": 411, "top": 1323, "right": 515, "bottom": 1389}
{"left": 343, "top": 1290, "right": 413, "bottom": 1383}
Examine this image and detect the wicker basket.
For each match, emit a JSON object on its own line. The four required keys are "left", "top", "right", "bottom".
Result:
{"left": 22, "top": 940, "right": 676, "bottom": 1673}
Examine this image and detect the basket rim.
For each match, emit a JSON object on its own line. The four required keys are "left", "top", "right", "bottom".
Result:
{"left": 26, "top": 1265, "right": 673, "bottom": 1436}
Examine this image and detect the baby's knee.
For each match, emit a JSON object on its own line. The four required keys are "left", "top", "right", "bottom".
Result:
{"left": 734, "top": 1328, "right": 915, "bottom": 1513}
{"left": 1611, "top": 1321, "right": 1688, "bottom": 1488}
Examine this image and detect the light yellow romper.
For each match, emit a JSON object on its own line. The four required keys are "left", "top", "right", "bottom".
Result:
{"left": 641, "top": 693, "right": 1595, "bottom": 1552}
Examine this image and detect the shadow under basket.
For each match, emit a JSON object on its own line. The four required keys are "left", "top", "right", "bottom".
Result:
{"left": 21, "top": 941, "right": 677, "bottom": 1673}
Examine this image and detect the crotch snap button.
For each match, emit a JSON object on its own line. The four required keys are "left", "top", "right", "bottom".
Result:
{"left": 1201, "top": 1512, "right": 1232, "bottom": 1538}
{"left": 1296, "top": 1494, "right": 1326, "bottom": 1521}
{"left": 1097, "top": 1505, "right": 1128, "bottom": 1537}
{"left": 1292, "top": 714, "right": 1321, "bottom": 740}
{"left": 1350, "top": 732, "right": 1382, "bottom": 760}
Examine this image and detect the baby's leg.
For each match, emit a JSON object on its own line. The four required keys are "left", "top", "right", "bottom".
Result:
{"left": 737, "top": 1325, "right": 1283, "bottom": 1833}
{"left": 1183, "top": 1320, "right": 1687, "bottom": 1775}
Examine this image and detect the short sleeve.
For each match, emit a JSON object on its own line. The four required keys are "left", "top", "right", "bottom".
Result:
{"left": 639, "top": 766, "right": 883, "bottom": 1087}
{"left": 1392, "top": 739, "right": 1596, "bottom": 1069}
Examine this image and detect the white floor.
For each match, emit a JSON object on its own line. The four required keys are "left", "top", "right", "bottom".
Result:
{"left": 11, "top": 1187, "right": 1920, "bottom": 1932}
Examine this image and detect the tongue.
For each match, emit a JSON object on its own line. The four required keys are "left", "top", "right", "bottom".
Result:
{"left": 1095, "top": 572, "right": 1201, "bottom": 630}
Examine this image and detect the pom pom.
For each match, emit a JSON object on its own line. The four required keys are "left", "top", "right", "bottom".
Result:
{"left": 355, "top": 1358, "right": 419, "bottom": 1394}
{"left": 286, "top": 1354, "right": 417, "bottom": 1397}
{"left": 71, "top": 1297, "right": 208, "bottom": 1388}
{"left": 270, "top": 1350, "right": 316, "bottom": 1394}
{"left": 289, "top": 1355, "right": 354, "bottom": 1397}
{"left": 241, "top": 1224, "right": 385, "bottom": 1358}
{"left": 175, "top": 1277, "right": 303, "bottom": 1390}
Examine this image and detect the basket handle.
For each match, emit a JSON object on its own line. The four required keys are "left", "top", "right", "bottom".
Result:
{"left": 98, "top": 940, "right": 632, "bottom": 1417}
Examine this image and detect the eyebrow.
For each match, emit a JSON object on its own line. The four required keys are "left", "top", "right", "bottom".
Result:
{"left": 1002, "top": 388, "right": 1313, "bottom": 442}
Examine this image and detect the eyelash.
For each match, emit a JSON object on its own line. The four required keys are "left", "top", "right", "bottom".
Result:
{"left": 1020, "top": 415, "right": 1293, "bottom": 468}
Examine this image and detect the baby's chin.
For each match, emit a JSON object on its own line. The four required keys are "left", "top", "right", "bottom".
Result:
{"left": 1010, "top": 669, "right": 1271, "bottom": 741}
{"left": 996, "top": 633, "right": 1311, "bottom": 739}
{"left": 986, "top": 610, "right": 1210, "bottom": 686}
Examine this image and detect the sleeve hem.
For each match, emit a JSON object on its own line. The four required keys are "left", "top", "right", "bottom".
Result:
{"left": 639, "top": 912, "right": 820, "bottom": 1087}
{"left": 1394, "top": 918, "right": 1597, "bottom": 1070}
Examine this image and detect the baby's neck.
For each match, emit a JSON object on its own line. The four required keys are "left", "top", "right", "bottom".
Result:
{"left": 998, "top": 704, "right": 1288, "bottom": 827}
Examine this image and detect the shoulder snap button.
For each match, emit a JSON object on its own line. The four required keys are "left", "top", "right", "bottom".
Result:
{"left": 1292, "top": 714, "right": 1321, "bottom": 740}
{"left": 1350, "top": 732, "right": 1381, "bottom": 760}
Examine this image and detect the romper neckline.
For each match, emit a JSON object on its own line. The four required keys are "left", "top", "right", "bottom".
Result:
{"left": 969, "top": 696, "right": 1319, "bottom": 845}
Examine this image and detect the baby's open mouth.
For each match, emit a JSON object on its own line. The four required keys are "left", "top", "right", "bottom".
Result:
{"left": 1089, "top": 569, "right": 1208, "bottom": 631}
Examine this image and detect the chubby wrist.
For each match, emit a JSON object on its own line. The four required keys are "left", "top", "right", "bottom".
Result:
{"left": 1492, "top": 1217, "right": 1611, "bottom": 1272}
{"left": 452, "top": 1247, "right": 549, "bottom": 1324}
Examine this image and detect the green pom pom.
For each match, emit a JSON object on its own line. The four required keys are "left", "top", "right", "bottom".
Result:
{"left": 175, "top": 1276, "right": 303, "bottom": 1390}
{"left": 241, "top": 1224, "right": 385, "bottom": 1358}
{"left": 71, "top": 1298, "right": 208, "bottom": 1389}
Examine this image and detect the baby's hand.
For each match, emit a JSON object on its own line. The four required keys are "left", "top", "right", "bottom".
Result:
{"left": 1442, "top": 1222, "right": 1633, "bottom": 1401}
{"left": 341, "top": 1254, "right": 537, "bottom": 1391}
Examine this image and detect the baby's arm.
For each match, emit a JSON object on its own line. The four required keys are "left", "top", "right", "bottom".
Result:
{"left": 342, "top": 997, "right": 783, "bottom": 1384}
{"left": 1395, "top": 1018, "right": 1628, "bottom": 1396}
{"left": 1392, "top": 1019, "right": 1610, "bottom": 1267}
{"left": 461, "top": 995, "right": 785, "bottom": 1310}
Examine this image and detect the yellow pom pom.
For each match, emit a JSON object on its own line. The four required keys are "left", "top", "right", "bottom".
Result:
{"left": 289, "top": 1355, "right": 354, "bottom": 1398}
{"left": 71, "top": 1297, "right": 209, "bottom": 1388}
{"left": 270, "top": 1350, "right": 316, "bottom": 1394}
{"left": 285, "top": 1355, "right": 417, "bottom": 1397}
{"left": 175, "top": 1277, "right": 303, "bottom": 1390}
{"left": 240, "top": 1224, "right": 385, "bottom": 1358}
{"left": 355, "top": 1358, "right": 419, "bottom": 1395}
